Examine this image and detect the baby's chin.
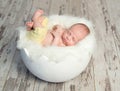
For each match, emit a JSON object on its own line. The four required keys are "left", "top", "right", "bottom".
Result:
{"left": 63, "top": 40, "right": 75, "bottom": 46}
{"left": 67, "top": 43, "right": 75, "bottom": 46}
{"left": 66, "top": 40, "right": 77, "bottom": 46}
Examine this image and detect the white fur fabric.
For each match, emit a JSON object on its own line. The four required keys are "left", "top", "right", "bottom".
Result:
{"left": 17, "top": 15, "right": 96, "bottom": 82}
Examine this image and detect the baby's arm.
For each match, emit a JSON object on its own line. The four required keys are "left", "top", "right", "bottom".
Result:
{"left": 50, "top": 25, "right": 63, "bottom": 46}
{"left": 43, "top": 25, "right": 65, "bottom": 46}
{"left": 42, "top": 31, "right": 54, "bottom": 46}
{"left": 50, "top": 31, "right": 60, "bottom": 46}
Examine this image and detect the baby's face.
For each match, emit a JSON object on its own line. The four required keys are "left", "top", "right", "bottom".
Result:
{"left": 62, "top": 24, "right": 89, "bottom": 46}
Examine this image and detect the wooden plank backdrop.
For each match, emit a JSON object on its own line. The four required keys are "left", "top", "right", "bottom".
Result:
{"left": 0, "top": 0, "right": 120, "bottom": 91}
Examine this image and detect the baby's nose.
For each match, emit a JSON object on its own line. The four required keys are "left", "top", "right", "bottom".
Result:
{"left": 67, "top": 35, "right": 72, "bottom": 41}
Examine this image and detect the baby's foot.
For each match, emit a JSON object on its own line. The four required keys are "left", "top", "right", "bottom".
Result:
{"left": 33, "top": 10, "right": 46, "bottom": 28}
{"left": 26, "top": 21, "right": 34, "bottom": 30}
{"left": 32, "top": 9, "right": 44, "bottom": 21}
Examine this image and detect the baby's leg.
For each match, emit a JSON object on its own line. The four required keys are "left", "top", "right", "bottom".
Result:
{"left": 26, "top": 21, "right": 34, "bottom": 30}
{"left": 32, "top": 9, "right": 44, "bottom": 22}
{"left": 32, "top": 9, "right": 45, "bottom": 28}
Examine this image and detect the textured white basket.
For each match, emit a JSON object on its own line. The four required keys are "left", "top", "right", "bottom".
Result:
{"left": 17, "top": 15, "right": 96, "bottom": 82}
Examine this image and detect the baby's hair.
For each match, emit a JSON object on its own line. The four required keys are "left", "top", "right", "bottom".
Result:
{"left": 70, "top": 23, "right": 90, "bottom": 34}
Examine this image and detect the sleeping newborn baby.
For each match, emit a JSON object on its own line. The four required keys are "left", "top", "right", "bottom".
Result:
{"left": 26, "top": 9, "right": 90, "bottom": 46}
{"left": 43, "top": 24, "right": 90, "bottom": 46}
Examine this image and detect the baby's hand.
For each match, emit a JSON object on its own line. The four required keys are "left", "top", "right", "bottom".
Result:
{"left": 52, "top": 25, "right": 63, "bottom": 36}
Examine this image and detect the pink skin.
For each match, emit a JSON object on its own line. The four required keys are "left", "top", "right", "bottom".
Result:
{"left": 62, "top": 24, "right": 90, "bottom": 46}
{"left": 42, "top": 25, "right": 65, "bottom": 46}
{"left": 26, "top": 9, "right": 45, "bottom": 30}
{"left": 50, "top": 25, "right": 66, "bottom": 46}
{"left": 26, "top": 22, "right": 34, "bottom": 31}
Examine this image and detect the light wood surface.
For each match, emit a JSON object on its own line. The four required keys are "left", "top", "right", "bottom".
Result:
{"left": 0, "top": 0, "right": 120, "bottom": 91}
